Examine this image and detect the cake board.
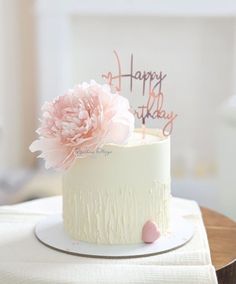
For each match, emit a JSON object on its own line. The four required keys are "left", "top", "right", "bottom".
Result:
{"left": 35, "top": 214, "right": 194, "bottom": 259}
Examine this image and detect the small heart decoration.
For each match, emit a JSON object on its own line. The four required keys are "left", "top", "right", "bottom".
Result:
{"left": 142, "top": 220, "right": 161, "bottom": 243}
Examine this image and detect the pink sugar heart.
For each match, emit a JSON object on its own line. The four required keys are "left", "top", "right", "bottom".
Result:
{"left": 142, "top": 220, "right": 161, "bottom": 243}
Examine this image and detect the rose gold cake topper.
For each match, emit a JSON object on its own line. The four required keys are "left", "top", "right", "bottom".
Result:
{"left": 102, "top": 50, "right": 177, "bottom": 137}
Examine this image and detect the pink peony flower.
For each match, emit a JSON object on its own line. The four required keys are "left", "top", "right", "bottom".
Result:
{"left": 30, "top": 81, "right": 134, "bottom": 170}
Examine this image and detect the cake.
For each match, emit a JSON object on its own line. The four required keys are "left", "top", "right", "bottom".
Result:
{"left": 30, "top": 81, "right": 171, "bottom": 245}
{"left": 63, "top": 129, "right": 170, "bottom": 244}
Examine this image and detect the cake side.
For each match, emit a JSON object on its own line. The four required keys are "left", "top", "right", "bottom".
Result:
{"left": 63, "top": 129, "right": 171, "bottom": 244}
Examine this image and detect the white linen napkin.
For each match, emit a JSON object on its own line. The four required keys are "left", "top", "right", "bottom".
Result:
{"left": 0, "top": 196, "right": 218, "bottom": 284}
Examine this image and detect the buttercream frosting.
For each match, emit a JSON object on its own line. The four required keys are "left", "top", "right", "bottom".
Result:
{"left": 63, "top": 128, "right": 171, "bottom": 244}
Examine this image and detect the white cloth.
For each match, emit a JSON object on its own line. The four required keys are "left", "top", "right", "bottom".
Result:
{"left": 0, "top": 196, "right": 218, "bottom": 284}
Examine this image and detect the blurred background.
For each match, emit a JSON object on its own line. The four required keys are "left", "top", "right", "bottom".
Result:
{"left": 0, "top": 0, "right": 236, "bottom": 220}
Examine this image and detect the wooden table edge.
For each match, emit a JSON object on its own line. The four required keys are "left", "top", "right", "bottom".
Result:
{"left": 200, "top": 206, "right": 236, "bottom": 271}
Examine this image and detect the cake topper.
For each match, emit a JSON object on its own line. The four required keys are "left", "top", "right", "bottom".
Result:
{"left": 102, "top": 50, "right": 177, "bottom": 137}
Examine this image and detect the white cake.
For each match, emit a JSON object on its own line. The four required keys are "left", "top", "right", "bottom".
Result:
{"left": 29, "top": 80, "right": 172, "bottom": 245}
{"left": 63, "top": 128, "right": 171, "bottom": 244}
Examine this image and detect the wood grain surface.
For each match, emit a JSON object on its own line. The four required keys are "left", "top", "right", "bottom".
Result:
{"left": 201, "top": 207, "right": 236, "bottom": 283}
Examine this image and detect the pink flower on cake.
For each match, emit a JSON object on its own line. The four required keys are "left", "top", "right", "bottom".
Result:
{"left": 30, "top": 81, "right": 134, "bottom": 170}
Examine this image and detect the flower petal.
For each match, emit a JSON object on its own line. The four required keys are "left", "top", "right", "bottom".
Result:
{"left": 29, "top": 138, "right": 75, "bottom": 170}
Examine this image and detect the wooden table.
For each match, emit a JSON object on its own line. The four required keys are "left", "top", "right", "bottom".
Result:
{"left": 201, "top": 207, "right": 236, "bottom": 284}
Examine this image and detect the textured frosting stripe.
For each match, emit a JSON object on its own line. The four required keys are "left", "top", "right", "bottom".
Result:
{"left": 63, "top": 180, "right": 171, "bottom": 244}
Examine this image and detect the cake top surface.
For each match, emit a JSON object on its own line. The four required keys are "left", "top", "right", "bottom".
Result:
{"left": 106, "top": 129, "right": 168, "bottom": 149}
{"left": 128, "top": 132, "right": 162, "bottom": 145}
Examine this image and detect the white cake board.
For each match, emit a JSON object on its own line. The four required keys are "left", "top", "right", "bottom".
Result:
{"left": 35, "top": 214, "right": 194, "bottom": 259}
